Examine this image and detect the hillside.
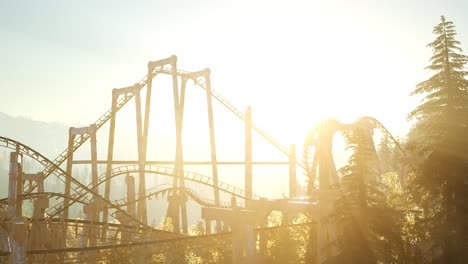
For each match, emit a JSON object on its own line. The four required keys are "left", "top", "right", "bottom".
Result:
{"left": 0, "top": 112, "right": 68, "bottom": 158}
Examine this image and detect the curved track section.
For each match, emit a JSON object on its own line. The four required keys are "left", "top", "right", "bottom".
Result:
{"left": 105, "top": 165, "right": 260, "bottom": 199}
{"left": 354, "top": 116, "right": 406, "bottom": 156}
{"left": 302, "top": 116, "right": 407, "bottom": 183}
{"left": 113, "top": 187, "right": 232, "bottom": 208}
{"left": 0, "top": 192, "right": 89, "bottom": 206}
{"left": 47, "top": 164, "right": 259, "bottom": 217}
{"left": 0, "top": 136, "right": 148, "bottom": 228}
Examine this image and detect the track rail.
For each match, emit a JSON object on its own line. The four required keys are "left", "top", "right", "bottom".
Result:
{"left": 355, "top": 116, "right": 406, "bottom": 156}
{"left": 25, "top": 62, "right": 299, "bottom": 198}
{"left": 47, "top": 164, "right": 259, "bottom": 217}
{"left": 0, "top": 192, "right": 88, "bottom": 205}
{"left": 160, "top": 67, "right": 307, "bottom": 169}
{"left": 302, "top": 116, "right": 407, "bottom": 184}
{"left": 113, "top": 187, "right": 232, "bottom": 208}
{"left": 0, "top": 137, "right": 148, "bottom": 228}
{"left": 33, "top": 70, "right": 162, "bottom": 190}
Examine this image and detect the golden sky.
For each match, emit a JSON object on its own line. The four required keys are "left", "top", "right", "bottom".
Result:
{"left": 2, "top": 0, "right": 468, "bottom": 197}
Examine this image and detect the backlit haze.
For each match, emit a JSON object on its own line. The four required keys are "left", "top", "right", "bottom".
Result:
{"left": 2, "top": 0, "right": 468, "bottom": 199}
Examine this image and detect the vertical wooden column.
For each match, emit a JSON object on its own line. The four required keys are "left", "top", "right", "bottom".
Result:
{"left": 204, "top": 68, "right": 222, "bottom": 232}
{"left": 37, "top": 172, "right": 44, "bottom": 192}
{"left": 178, "top": 76, "right": 187, "bottom": 231}
{"left": 317, "top": 120, "right": 339, "bottom": 190}
{"left": 81, "top": 204, "right": 93, "bottom": 263}
{"left": 8, "top": 152, "right": 22, "bottom": 218}
{"left": 173, "top": 56, "right": 188, "bottom": 233}
{"left": 316, "top": 120, "right": 339, "bottom": 264}
{"left": 103, "top": 93, "right": 117, "bottom": 232}
{"left": 245, "top": 107, "right": 253, "bottom": 200}
{"left": 90, "top": 124, "right": 98, "bottom": 199}
{"left": 171, "top": 55, "right": 181, "bottom": 190}
{"left": 143, "top": 63, "right": 154, "bottom": 158}
{"left": 63, "top": 128, "right": 76, "bottom": 262}
{"left": 30, "top": 196, "right": 48, "bottom": 248}
{"left": 231, "top": 197, "right": 241, "bottom": 264}
{"left": 10, "top": 217, "right": 27, "bottom": 264}
{"left": 179, "top": 77, "right": 187, "bottom": 123}
{"left": 126, "top": 174, "right": 137, "bottom": 218}
{"left": 139, "top": 63, "right": 156, "bottom": 227}
{"left": 64, "top": 128, "right": 76, "bottom": 219}
{"left": 7, "top": 152, "right": 17, "bottom": 218}
{"left": 145, "top": 55, "right": 172, "bottom": 184}
{"left": 89, "top": 125, "right": 98, "bottom": 264}
{"left": 15, "top": 146, "right": 23, "bottom": 218}
{"left": 134, "top": 84, "right": 148, "bottom": 225}
{"left": 289, "top": 144, "right": 297, "bottom": 197}
{"left": 90, "top": 125, "right": 99, "bottom": 226}
{"left": 26, "top": 173, "right": 48, "bottom": 253}
{"left": 65, "top": 125, "right": 100, "bottom": 263}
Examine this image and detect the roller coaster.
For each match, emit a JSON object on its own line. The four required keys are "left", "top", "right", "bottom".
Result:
{"left": 0, "top": 55, "right": 405, "bottom": 263}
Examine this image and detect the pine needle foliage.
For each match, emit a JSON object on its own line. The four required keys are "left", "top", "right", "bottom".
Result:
{"left": 409, "top": 15, "right": 468, "bottom": 156}
{"left": 408, "top": 15, "right": 468, "bottom": 263}
{"left": 331, "top": 124, "right": 404, "bottom": 263}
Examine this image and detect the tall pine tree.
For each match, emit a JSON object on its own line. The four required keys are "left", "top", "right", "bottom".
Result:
{"left": 408, "top": 15, "right": 468, "bottom": 263}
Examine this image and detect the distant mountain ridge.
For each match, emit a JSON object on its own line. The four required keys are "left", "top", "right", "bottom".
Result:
{"left": 0, "top": 112, "right": 68, "bottom": 159}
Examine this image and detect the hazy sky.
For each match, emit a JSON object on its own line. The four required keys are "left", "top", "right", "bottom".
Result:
{"left": 2, "top": 0, "right": 468, "bottom": 144}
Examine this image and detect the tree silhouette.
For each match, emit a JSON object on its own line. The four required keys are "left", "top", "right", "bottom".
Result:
{"left": 377, "top": 136, "right": 394, "bottom": 174}
{"left": 408, "top": 15, "right": 468, "bottom": 263}
{"left": 329, "top": 123, "right": 404, "bottom": 263}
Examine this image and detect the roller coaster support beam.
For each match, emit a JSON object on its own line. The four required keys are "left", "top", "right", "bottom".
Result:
{"left": 64, "top": 125, "right": 99, "bottom": 261}
{"left": 25, "top": 172, "right": 48, "bottom": 254}
{"left": 10, "top": 217, "right": 27, "bottom": 264}
{"left": 202, "top": 197, "right": 257, "bottom": 263}
{"left": 64, "top": 125, "right": 98, "bottom": 219}
{"left": 126, "top": 174, "right": 137, "bottom": 218}
{"left": 167, "top": 55, "right": 188, "bottom": 234}
{"left": 0, "top": 220, "right": 9, "bottom": 254}
{"left": 315, "top": 119, "right": 340, "bottom": 263}
{"left": 23, "top": 173, "right": 44, "bottom": 193}
{"left": 102, "top": 88, "right": 118, "bottom": 234}
{"left": 133, "top": 83, "right": 148, "bottom": 225}
{"left": 141, "top": 56, "right": 172, "bottom": 192}
{"left": 317, "top": 119, "right": 339, "bottom": 190}
{"left": 179, "top": 69, "right": 206, "bottom": 80}
{"left": 29, "top": 197, "right": 48, "bottom": 250}
{"left": 148, "top": 56, "right": 175, "bottom": 71}
{"left": 8, "top": 152, "right": 23, "bottom": 218}
{"left": 245, "top": 107, "right": 253, "bottom": 200}
{"left": 182, "top": 67, "right": 222, "bottom": 231}
{"left": 203, "top": 68, "right": 222, "bottom": 232}
{"left": 114, "top": 211, "right": 137, "bottom": 242}
{"left": 63, "top": 128, "right": 75, "bottom": 220}
{"left": 289, "top": 144, "right": 297, "bottom": 197}
{"left": 180, "top": 77, "right": 187, "bottom": 123}
{"left": 103, "top": 82, "right": 150, "bottom": 235}
{"left": 81, "top": 202, "right": 101, "bottom": 264}
{"left": 141, "top": 57, "right": 172, "bottom": 209}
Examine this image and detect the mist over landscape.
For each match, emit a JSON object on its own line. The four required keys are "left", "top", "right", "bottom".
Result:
{"left": 2, "top": 1, "right": 468, "bottom": 263}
